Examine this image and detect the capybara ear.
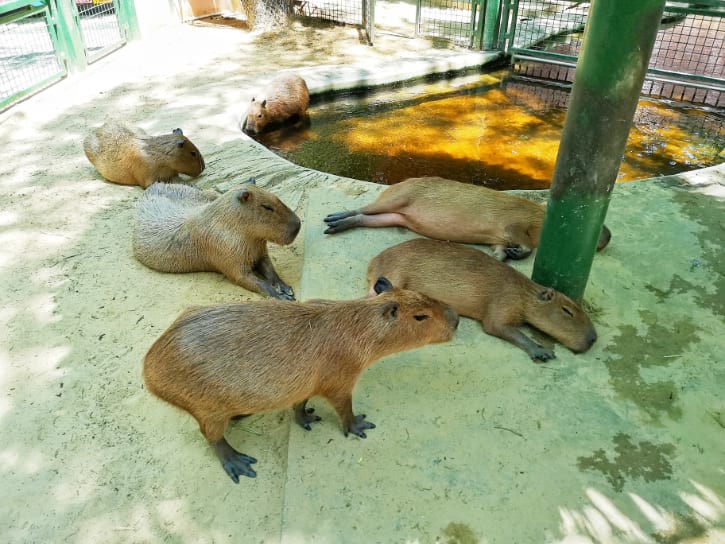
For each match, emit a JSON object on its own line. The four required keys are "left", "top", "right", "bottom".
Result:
{"left": 245, "top": 177, "right": 257, "bottom": 185}
{"left": 261, "top": 100, "right": 267, "bottom": 108}
{"left": 238, "top": 190, "right": 252, "bottom": 203}
{"left": 538, "top": 288, "right": 555, "bottom": 302}
{"left": 173, "top": 128, "right": 183, "bottom": 135}
{"left": 251, "top": 97, "right": 255, "bottom": 102}
{"left": 382, "top": 301, "right": 399, "bottom": 320}
{"left": 374, "top": 276, "right": 393, "bottom": 294}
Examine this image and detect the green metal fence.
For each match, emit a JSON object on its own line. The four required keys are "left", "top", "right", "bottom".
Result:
{"left": 0, "top": 0, "right": 138, "bottom": 111}
{"left": 293, "top": 0, "right": 375, "bottom": 44}
{"left": 507, "top": 0, "right": 725, "bottom": 106}
{"left": 415, "top": 0, "right": 509, "bottom": 50}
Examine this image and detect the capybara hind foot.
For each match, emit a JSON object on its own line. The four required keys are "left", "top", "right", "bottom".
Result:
{"left": 346, "top": 414, "right": 376, "bottom": 439}
{"left": 294, "top": 400, "right": 322, "bottom": 431}
{"left": 213, "top": 439, "right": 257, "bottom": 483}
{"left": 273, "top": 281, "right": 295, "bottom": 301}
{"left": 324, "top": 211, "right": 408, "bottom": 234}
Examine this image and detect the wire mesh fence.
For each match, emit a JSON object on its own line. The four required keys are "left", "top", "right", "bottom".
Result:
{"left": 415, "top": 0, "right": 475, "bottom": 47}
{"left": 509, "top": 1, "right": 725, "bottom": 107}
{"left": 292, "top": 0, "right": 363, "bottom": 26}
{"left": 0, "top": 5, "right": 64, "bottom": 110}
{"left": 76, "top": 0, "right": 124, "bottom": 62}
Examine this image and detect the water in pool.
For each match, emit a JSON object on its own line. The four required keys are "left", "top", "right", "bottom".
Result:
{"left": 254, "top": 69, "right": 724, "bottom": 190}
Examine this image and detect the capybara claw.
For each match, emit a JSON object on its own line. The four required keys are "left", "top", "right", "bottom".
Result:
{"left": 346, "top": 414, "right": 376, "bottom": 438}
{"left": 504, "top": 245, "right": 532, "bottom": 260}
{"left": 296, "top": 407, "right": 322, "bottom": 431}
{"left": 530, "top": 346, "right": 555, "bottom": 362}
{"left": 324, "top": 211, "right": 355, "bottom": 223}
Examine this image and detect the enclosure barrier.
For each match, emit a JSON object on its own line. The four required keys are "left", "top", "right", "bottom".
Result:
{"left": 507, "top": 0, "right": 725, "bottom": 106}
{"left": 292, "top": 0, "right": 375, "bottom": 44}
{"left": 0, "top": 0, "right": 138, "bottom": 111}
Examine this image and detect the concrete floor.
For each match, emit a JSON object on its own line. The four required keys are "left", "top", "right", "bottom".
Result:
{"left": 1, "top": 9, "right": 723, "bottom": 544}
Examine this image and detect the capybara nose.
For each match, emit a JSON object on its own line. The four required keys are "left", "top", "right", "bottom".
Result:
{"left": 289, "top": 218, "right": 301, "bottom": 240}
{"left": 586, "top": 329, "right": 597, "bottom": 348}
{"left": 445, "top": 308, "right": 459, "bottom": 330}
{"left": 199, "top": 155, "right": 206, "bottom": 172}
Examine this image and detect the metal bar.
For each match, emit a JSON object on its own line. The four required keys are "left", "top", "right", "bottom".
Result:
{"left": 48, "top": 0, "right": 87, "bottom": 72}
{"left": 0, "top": 2, "right": 45, "bottom": 24}
{"left": 414, "top": 0, "right": 422, "bottom": 36}
{"left": 0, "top": 72, "right": 64, "bottom": 111}
{"left": 116, "top": 0, "right": 140, "bottom": 40}
{"left": 0, "top": 0, "right": 46, "bottom": 16}
{"left": 531, "top": 0, "right": 667, "bottom": 302}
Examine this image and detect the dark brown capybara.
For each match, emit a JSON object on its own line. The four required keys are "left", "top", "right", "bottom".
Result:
{"left": 143, "top": 285, "right": 459, "bottom": 482}
{"left": 367, "top": 238, "right": 597, "bottom": 361}
{"left": 241, "top": 74, "right": 310, "bottom": 135}
{"left": 83, "top": 120, "right": 205, "bottom": 188}
{"left": 132, "top": 179, "right": 300, "bottom": 300}
{"left": 325, "top": 176, "right": 611, "bottom": 260}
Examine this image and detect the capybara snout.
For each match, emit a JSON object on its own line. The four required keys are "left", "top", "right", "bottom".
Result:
{"left": 170, "top": 128, "right": 205, "bottom": 177}
{"left": 529, "top": 288, "right": 597, "bottom": 354}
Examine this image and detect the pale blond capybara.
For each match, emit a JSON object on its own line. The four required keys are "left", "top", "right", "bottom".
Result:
{"left": 143, "top": 285, "right": 459, "bottom": 482}
{"left": 83, "top": 120, "right": 205, "bottom": 189}
{"left": 325, "top": 176, "right": 611, "bottom": 260}
{"left": 367, "top": 238, "right": 597, "bottom": 362}
{"left": 132, "top": 179, "right": 300, "bottom": 300}
{"left": 241, "top": 74, "right": 310, "bottom": 134}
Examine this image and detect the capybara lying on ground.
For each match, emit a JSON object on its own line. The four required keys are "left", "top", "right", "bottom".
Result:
{"left": 325, "top": 176, "right": 611, "bottom": 260}
{"left": 367, "top": 238, "right": 597, "bottom": 361}
{"left": 132, "top": 179, "right": 300, "bottom": 300}
{"left": 83, "top": 120, "right": 205, "bottom": 188}
{"left": 241, "top": 74, "right": 310, "bottom": 134}
{"left": 143, "top": 284, "right": 458, "bottom": 482}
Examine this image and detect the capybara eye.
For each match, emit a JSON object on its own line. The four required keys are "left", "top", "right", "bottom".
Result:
{"left": 190, "top": 151, "right": 197, "bottom": 157}
{"left": 258, "top": 114, "right": 262, "bottom": 118}
{"left": 414, "top": 314, "right": 429, "bottom": 321}
{"left": 562, "top": 307, "right": 574, "bottom": 317}
{"left": 262, "top": 204, "right": 274, "bottom": 212}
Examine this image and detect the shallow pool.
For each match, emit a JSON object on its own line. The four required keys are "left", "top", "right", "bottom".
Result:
{"left": 254, "top": 69, "right": 724, "bottom": 190}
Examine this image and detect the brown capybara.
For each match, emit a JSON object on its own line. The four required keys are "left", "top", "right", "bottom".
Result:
{"left": 83, "top": 120, "right": 205, "bottom": 189}
{"left": 367, "top": 238, "right": 597, "bottom": 362}
{"left": 241, "top": 74, "right": 310, "bottom": 134}
{"left": 325, "top": 176, "right": 611, "bottom": 260}
{"left": 132, "top": 179, "right": 300, "bottom": 300}
{"left": 143, "top": 284, "right": 459, "bottom": 482}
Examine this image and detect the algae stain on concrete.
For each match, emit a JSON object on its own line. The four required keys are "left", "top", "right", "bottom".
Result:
{"left": 605, "top": 311, "right": 700, "bottom": 422}
{"left": 577, "top": 433, "right": 675, "bottom": 492}
{"left": 441, "top": 522, "right": 479, "bottom": 544}
{"left": 668, "top": 187, "right": 725, "bottom": 317}
{"left": 652, "top": 512, "right": 709, "bottom": 544}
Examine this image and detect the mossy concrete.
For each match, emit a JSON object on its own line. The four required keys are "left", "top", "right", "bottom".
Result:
{"left": 277, "top": 167, "right": 724, "bottom": 543}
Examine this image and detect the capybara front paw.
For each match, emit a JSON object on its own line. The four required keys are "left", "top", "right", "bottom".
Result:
{"left": 277, "top": 282, "right": 295, "bottom": 300}
{"left": 529, "top": 346, "right": 555, "bottom": 362}
{"left": 295, "top": 406, "right": 322, "bottom": 431}
{"left": 504, "top": 245, "right": 532, "bottom": 260}
{"left": 221, "top": 452, "right": 258, "bottom": 483}
{"left": 345, "top": 414, "right": 376, "bottom": 439}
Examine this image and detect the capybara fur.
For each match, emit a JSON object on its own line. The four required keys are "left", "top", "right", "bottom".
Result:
{"left": 325, "top": 176, "right": 611, "bottom": 260}
{"left": 367, "top": 238, "right": 597, "bottom": 361}
{"left": 83, "top": 120, "right": 205, "bottom": 189}
{"left": 132, "top": 179, "right": 300, "bottom": 300}
{"left": 241, "top": 74, "right": 310, "bottom": 134}
{"left": 143, "top": 286, "right": 459, "bottom": 482}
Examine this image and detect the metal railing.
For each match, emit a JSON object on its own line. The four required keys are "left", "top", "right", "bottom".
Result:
{"left": 507, "top": 0, "right": 725, "bottom": 106}
{"left": 0, "top": 0, "right": 138, "bottom": 111}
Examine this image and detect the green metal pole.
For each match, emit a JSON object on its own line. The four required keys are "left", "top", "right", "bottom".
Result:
{"left": 49, "top": 0, "right": 86, "bottom": 73}
{"left": 117, "top": 0, "right": 141, "bottom": 41}
{"left": 482, "top": 0, "right": 501, "bottom": 50}
{"left": 531, "top": 0, "right": 666, "bottom": 302}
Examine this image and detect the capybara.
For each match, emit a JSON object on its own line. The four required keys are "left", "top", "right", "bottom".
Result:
{"left": 83, "top": 120, "right": 205, "bottom": 189}
{"left": 367, "top": 238, "right": 597, "bottom": 361}
{"left": 132, "top": 179, "right": 300, "bottom": 300}
{"left": 143, "top": 285, "right": 459, "bottom": 482}
{"left": 325, "top": 176, "right": 611, "bottom": 260}
{"left": 241, "top": 74, "right": 310, "bottom": 134}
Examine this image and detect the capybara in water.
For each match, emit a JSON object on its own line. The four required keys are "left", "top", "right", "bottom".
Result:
{"left": 83, "top": 120, "right": 205, "bottom": 189}
{"left": 143, "top": 285, "right": 459, "bottom": 482}
{"left": 325, "top": 176, "right": 611, "bottom": 260}
{"left": 367, "top": 238, "right": 597, "bottom": 361}
{"left": 132, "top": 179, "right": 300, "bottom": 300}
{"left": 241, "top": 74, "right": 310, "bottom": 134}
